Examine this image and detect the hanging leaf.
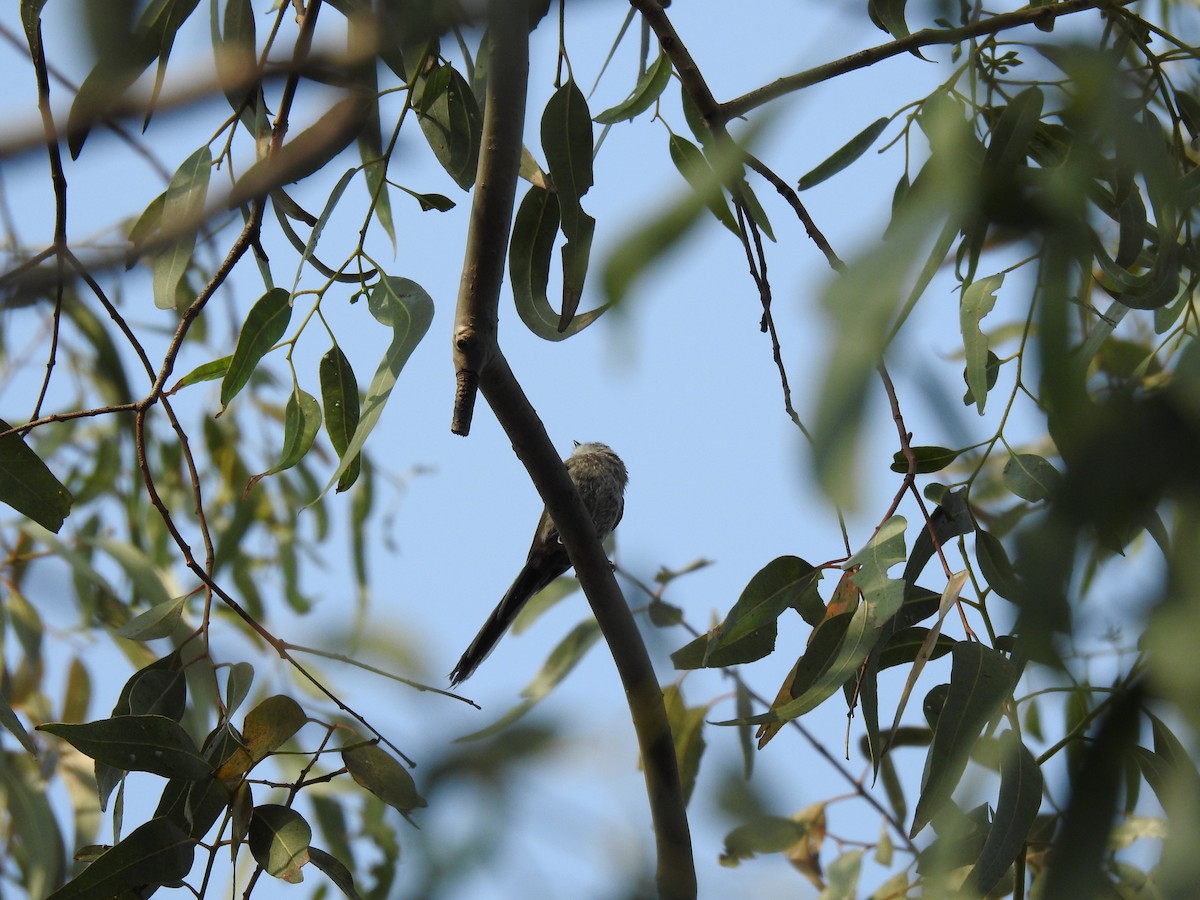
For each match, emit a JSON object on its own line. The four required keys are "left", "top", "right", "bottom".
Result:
{"left": 0, "top": 419, "right": 73, "bottom": 532}
{"left": 315, "top": 277, "right": 433, "bottom": 499}
{"left": 220, "top": 288, "right": 292, "bottom": 410}
{"left": 249, "top": 805, "right": 311, "bottom": 883}
{"left": 798, "top": 117, "right": 889, "bottom": 191}
{"left": 342, "top": 743, "right": 426, "bottom": 823}
{"left": 1002, "top": 453, "right": 1061, "bottom": 501}
{"left": 151, "top": 146, "right": 212, "bottom": 310}
{"left": 967, "top": 731, "right": 1043, "bottom": 896}
{"left": 415, "top": 63, "right": 482, "bottom": 190}
{"left": 250, "top": 389, "right": 321, "bottom": 486}
{"left": 910, "top": 643, "right": 1016, "bottom": 837}
{"left": 320, "top": 346, "right": 362, "bottom": 492}
{"left": 593, "top": 51, "right": 673, "bottom": 124}
{"left": 668, "top": 134, "right": 738, "bottom": 234}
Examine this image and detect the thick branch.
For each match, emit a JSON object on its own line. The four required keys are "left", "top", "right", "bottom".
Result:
{"left": 450, "top": 0, "right": 530, "bottom": 436}
{"left": 722, "top": 0, "right": 1137, "bottom": 121}
{"left": 478, "top": 353, "right": 697, "bottom": 900}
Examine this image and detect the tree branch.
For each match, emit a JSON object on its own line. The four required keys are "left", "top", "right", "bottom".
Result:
{"left": 721, "top": 0, "right": 1138, "bottom": 121}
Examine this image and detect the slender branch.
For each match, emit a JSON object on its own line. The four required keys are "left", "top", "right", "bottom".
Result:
{"left": 478, "top": 352, "right": 697, "bottom": 899}
{"left": 722, "top": 0, "right": 1137, "bottom": 121}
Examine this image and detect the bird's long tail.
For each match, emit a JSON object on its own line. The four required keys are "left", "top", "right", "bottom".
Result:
{"left": 449, "top": 562, "right": 556, "bottom": 686}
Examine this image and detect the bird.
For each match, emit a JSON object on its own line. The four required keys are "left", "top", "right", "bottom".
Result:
{"left": 449, "top": 442, "right": 628, "bottom": 686}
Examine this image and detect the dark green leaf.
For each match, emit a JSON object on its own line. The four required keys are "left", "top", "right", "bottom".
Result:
{"left": 541, "top": 80, "right": 593, "bottom": 226}
{"left": 396, "top": 185, "right": 456, "bottom": 211}
{"left": 39, "top": 715, "right": 210, "bottom": 779}
{"left": 719, "top": 816, "right": 808, "bottom": 865}
{"left": 976, "top": 530, "right": 1021, "bottom": 601}
{"left": 249, "top": 805, "right": 311, "bottom": 883}
{"left": 220, "top": 288, "right": 292, "bottom": 409}
{"left": 46, "top": 817, "right": 193, "bottom": 900}
{"left": 415, "top": 64, "right": 482, "bottom": 190}
{"left": 111, "top": 649, "right": 186, "bottom": 721}
{"left": 317, "top": 277, "right": 433, "bottom": 498}
{"left": 889, "top": 446, "right": 961, "bottom": 475}
{"left": 878, "top": 626, "right": 954, "bottom": 670}
{"left": 260, "top": 389, "right": 321, "bottom": 478}
{"left": 342, "top": 744, "right": 426, "bottom": 821}
{"left": 1002, "top": 453, "right": 1060, "bottom": 501}
{"left": 0, "top": 418, "right": 73, "bottom": 532}
{"left": 868, "top": 0, "right": 910, "bottom": 39}
{"left": 716, "top": 556, "right": 821, "bottom": 650}
{"left": 962, "top": 350, "right": 1000, "bottom": 406}
{"left": 594, "top": 51, "right": 673, "bottom": 124}
{"left": 309, "top": 847, "right": 363, "bottom": 900}
{"left": 798, "top": 117, "right": 889, "bottom": 191}
{"left": 510, "top": 186, "right": 608, "bottom": 340}
{"left": 320, "top": 346, "right": 362, "bottom": 492}
{"left": 967, "top": 731, "right": 1043, "bottom": 895}
{"left": 671, "top": 621, "right": 778, "bottom": 670}
{"left": 669, "top": 134, "right": 738, "bottom": 234}
{"left": 911, "top": 643, "right": 1016, "bottom": 837}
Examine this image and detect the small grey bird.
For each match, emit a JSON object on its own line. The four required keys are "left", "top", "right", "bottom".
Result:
{"left": 449, "top": 442, "right": 628, "bottom": 686}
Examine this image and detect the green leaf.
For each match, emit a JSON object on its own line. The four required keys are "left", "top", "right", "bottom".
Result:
{"left": 975, "top": 529, "right": 1021, "bottom": 600}
{"left": 415, "top": 63, "right": 482, "bottom": 190}
{"left": 316, "top": 277, "right": 433, "bottom": 499}
{"left": 342, "top": 744, "right": 426, "bottom": 821}
{"left": 293, "top": 167, "right": 357, "bottom": 292}
{"left": 152, "top": 146, "right": 212, "bottom": 309}
{"left": 0, "top": 418, "right": 73, "bottom": 532}
{"left": 260, "top": 388, "right": 320, "bottom": 478}
{"left": 396, "top": 185, "right": 456, "bottom": 211}
{"left": 170, "top": 355, "right": 231, "bottom": 391}
{"left": 962, "top": 349, "right": 1000, "bottom": 406}
{"left": 39, "top": 715, "right": 210, "bottom": 779}
{"left": 960, "top": 273, "right": 1004, "bottom": 414}
{"left": 878, "top": 626, "right": 955, "bottom": 670}
{"left": 823, "top": 849, "right": 864, "bottom": 899}
{"left": 220, "top": 287, "right": 292, "bottom": 409}
{"left": 967, "top": 731, "right": 1043, "bottom": 895}
{"left": 663, "top": 684, "right": 708, "bottom": 806}
{"left": 320, "top": 346, "right": 362, "bottom": 492}
{"left": 541, "top": 80, "right": 594, "bottom": 226}
{"left": 1002, "top": 453, "right": 1060, "bottom": 501}
{"left": 249, "top": 805, "right": 311, "bottom": 883}
{"left": 225, "top": 662, "right": 254, "bottom": 715}
{"left": 112, "top": 650, "right": 186, "bottom": 720}
{"left": 910, "top": 643, "right": 1016, "bottom": 837}
{"left": 510, "top": 186, "right": 608, "bottom": 340}
{"left": 868, "top": 0, "right": 910, "bottom": 39}
{"left": 798, "top": 117, "right": 889, "bottom": 191}
{"left": 669, "top": 134, "right": 738, "bottom": 234}
{"left": 673, "top": 557, "right": 820, "bottom": 669}
{"left": 309, "top": 847, "right": 363, "bottom": 900}
{"left": 719, "top": 815, "right": 808, "bottom": 866}
{"left": 593, "top": 51, "right": 673, "bottom": 124}
{"left": 889, "top": 445, "right": 961, "bottom": 474}
{"left": 771, "top": 519, "right": 907, "bottom": 721}
{"left": 114, "top": 595, "right": 187, "bottom": 640}
{"left": 46, "top": 817, "right": 193, "bottom": 900}
{"left": 1, "top": 750, "right": 66, "bottom": 895}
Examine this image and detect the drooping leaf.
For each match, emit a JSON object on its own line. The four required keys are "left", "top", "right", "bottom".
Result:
{"left": 251, "top": 389, "right": 320, "bottom": 485}
{"left": 249, "top": 805, "right": 311, "bottom": 883}
{"left": 798, "top": 117, "right": 889, "bottom": 191}
{"left": 1003, "top": 452, "right": 1061, "bottom": 501}
{"left": 342, "top": 743, "right": 426, "bottom": 823}
{"left": 910, "top": 643, "right": 1016, "bottom": 836}
{"left": 111, "top": 649, "right": 186, "bottom": 721}
{"left": 415, "top": 63, "right": 482, "bottom": 190}
{"left": 669, "top": 134, "right": 738, "bottom": 234}
{"left": 309, "top": 847, "right": 363, "bottom": 900}
{"left": 220, "top": 288, "right": 292, "bottom": 409}
{"left": 152, "top": 146, "right": 212, "bottom": 310}
{"left": 316, "top": 276, "right": 433, "bottom": 499}
{"left": 594, "top": 51, "right": 673, "bottom": 124}
{"left": 967, "top": 731, "right": 1043, "bottom": 895}
{"left": 320, "top": 346, "right": 362, "bottom": 491}
{"left": 541, "top": 79, "right": 593, "bottom": 225}
{"left": 0, "top": 418, "right": 73, "bottom": 532}
{"left": 217, "top": 694, "right": 306, "bottom": 779}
